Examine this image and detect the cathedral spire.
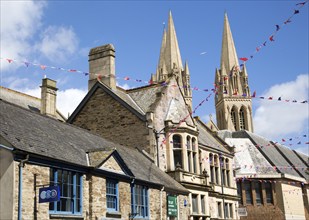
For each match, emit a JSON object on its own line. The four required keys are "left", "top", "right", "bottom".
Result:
{"left": 165, "top": 10, "right": 183, "bottom": 73}
{"left": 215, "top": 13, "right": 253, "bottom": 133}
{"left": 220, "top": 13, "right": 239, "bottom": 73}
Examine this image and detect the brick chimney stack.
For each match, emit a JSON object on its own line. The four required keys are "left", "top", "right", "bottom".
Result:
{"left": 88, "top": 44, "right": 116, "bottom": 91}
{"left": 40, "top": 78, "right": 57, "bottom": 117}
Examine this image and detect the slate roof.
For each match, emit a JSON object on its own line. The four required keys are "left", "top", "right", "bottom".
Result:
{"left": 0, "top": 86, "right": 66, "bottom": 121}
{"left": 127, "top": 84, "right": 166, "bottom": 113}
{"left": 231, "top": 130, "right": 308, "bottom": 180}
{"left": 0, "top": 99, "right": 188, "bottom": 194}
{"left": 275, "top": 143, "right": 308, "bottom": 181}
{"left": 196, "top": 119, "right": 231, "bottom": 154}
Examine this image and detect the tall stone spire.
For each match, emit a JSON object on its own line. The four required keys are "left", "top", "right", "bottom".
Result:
{"left": 152, "top": 11, "right": 192, "bottom": 110}
{"left": 215, "top": 13, "right": 253, "bottom": 132}
{"left": 220, "top": 13, "right": 239, "bottom": 73}
{"left": 165, "top": 10, "right": 183, "bottom": 72}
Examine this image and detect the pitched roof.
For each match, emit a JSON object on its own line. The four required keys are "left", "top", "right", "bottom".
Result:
{"left": 0, "top": 99, "right": 188, "bottom": 194}
{"left": 0, "top": 86, "right": 66, "bottom": 121}
{"left": 126, "top": 83, "right": 165, "bottom": 113}
{"left": 231, "top": 130, "right": 308, "bottom": 180}
{"left": 195, "top": 119, "right": 231, "bottom": 154}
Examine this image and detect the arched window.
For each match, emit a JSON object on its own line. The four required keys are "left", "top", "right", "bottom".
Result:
{"left": 192, "top": 138, "right": 197, "bottom": 174}
{"left": 187, "top": 136, "right": 192, "bottom": 172}
{"left": 209, "top": 154, "right": 214, "bottom": 183}
{"left": 173, "top": 135, "right": 182, "bottom": 169}
{"left": 231, "top": 107, "right": 237, "bottom": 130}
{"left": 221, "top": 157, "right": 226, "bottom": 186}
{"left": 214, "top": 155, "right": 219, "bottom": 184}
{"left": 226, "top": 159, "right": 230, "bottom": 186}
{"left": 239, "top": 107, "right": 246, "bottom": 130}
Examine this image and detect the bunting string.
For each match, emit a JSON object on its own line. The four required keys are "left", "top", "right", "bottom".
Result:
{"left": 239, "top": 1, "right": 308, "bottom": 64}
{"left": 1, "top": 57, "right": 308, "bottom": 105}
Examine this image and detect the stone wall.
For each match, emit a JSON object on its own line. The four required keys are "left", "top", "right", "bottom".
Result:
{"left": 71, "top": 88, "right": 151, "bottom": 154}
{"left": 238, "top": 181, "right": 285, "bottom": 220}
{"left": 9, "top": 161, "right": 186, "bottom": 219}
{"left": 13, "top": 161, "right": 50, "bottom": 220}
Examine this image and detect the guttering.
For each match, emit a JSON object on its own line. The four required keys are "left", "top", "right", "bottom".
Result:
{"left": 0, "top": 144, "right": 14, "bottom": 151}
{"left": 18, "top": 154, "right": 29, "bottom": 220}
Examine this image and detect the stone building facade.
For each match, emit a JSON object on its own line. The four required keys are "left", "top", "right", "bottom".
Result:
{"left": 0, "top": 80, "right": 190, "bottom": 220}
{"left": 68, "top": 12, "right": 239, "bottom": 220}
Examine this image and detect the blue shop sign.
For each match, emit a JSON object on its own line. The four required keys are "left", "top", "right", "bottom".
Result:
{"left": 39, "top": 186, "right": 60, "bottom": 203}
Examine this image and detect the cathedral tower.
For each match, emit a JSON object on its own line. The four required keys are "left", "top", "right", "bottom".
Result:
{"left": 215, "top": 13, "right": 253, "bottom": 132}
{"left": 151, "top": 11, "right": 192, "bottom": 111}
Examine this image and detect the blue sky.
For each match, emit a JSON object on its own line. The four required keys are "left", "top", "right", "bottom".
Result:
{"left": 1, "top": 1, "right": 308, "bottom": 153}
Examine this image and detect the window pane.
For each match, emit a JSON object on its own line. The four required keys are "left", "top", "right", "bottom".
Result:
{"left": 49, "top": 168, "right": 82, "bottom": 214}
{"left": 173, "top": 135, "right": 181, "bottom": 148}
{"left": 201, "top": 196, "right": 205, "bottom": 214}
{"left": 217, "top": 202, "right": 222, "bottom": 218}
{"left": 229, "top": 204, "right": 233, "bottom": 219}
{"left": 265, "top": 182, "right": 273, "bottom": 204}
{"left": 244, "top": 181, "right": 252, "bottom": 204}
{"left": 224, "top": 203, "right": 228, "bottom": 218}
{"left": 131, "top": 185, "right": 148, "bottom": 217}
{"left": 193, "top": 153, "right": 197, "bottom": 173}
{"left": 192, "top": 195, "right": 198, "bottom": 214}
{"left": 174, "top": 150, "right": 182, "bottom": 168}
{"left": 237, "top": 182, "right": 243, "bottom": 204}
{"left": 255, "top": 182, "right": 262, "bottom": 204}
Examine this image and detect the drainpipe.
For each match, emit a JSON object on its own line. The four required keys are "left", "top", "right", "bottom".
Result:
{"left": 18, "top": 155, "right": 29, "bottom": 220}
{"left": 160, "top": 186, "right": 165, "bottom": 220}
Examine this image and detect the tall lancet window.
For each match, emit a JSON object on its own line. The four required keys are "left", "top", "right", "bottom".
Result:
{"left": 173, "top": 135, "right": 182, "bottom": 169}
{"left": 231, "top": 107, "right": 237, "bottom": 130}
{"left": 239, "top": 107, "right": 246, "bottom": 130}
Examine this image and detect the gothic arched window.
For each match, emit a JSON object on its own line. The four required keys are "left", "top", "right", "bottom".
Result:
{"left": 231, "top": 107, "right": 237, "bottom": 130}
{"left": 239, "top": 107, "right": 246, "bottom": 130}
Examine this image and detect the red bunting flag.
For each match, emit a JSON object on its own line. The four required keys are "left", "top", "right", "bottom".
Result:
{"left": 269, "top": 35, "right": 275, "bottom": 41}
{"left": 268, "top": 97, "right": 273, "bottom": 100}
{"left": 239, "top": 57, "right": 248, "bottom": 62}
{"left": 40, "top": 65, "right": 46, "bottom": 70}
{"left": 7, "top": 59, "right": 13, "bottom": 63}
{"left": 124, "top": 77, "right": 130, "bottom": 80}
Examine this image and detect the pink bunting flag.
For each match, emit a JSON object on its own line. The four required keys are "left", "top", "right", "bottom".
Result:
{"left": 7, "top": 59, "right": 13, "bottom": 63}
{"left": 40, "top": 65, "right": 46, "bottom": 70}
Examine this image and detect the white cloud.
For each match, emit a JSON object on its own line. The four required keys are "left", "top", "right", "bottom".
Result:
{"left": 14, "top": 85, "right": 87, "bottom": 118}
{"left": 117, "top": 82, "right": 131, "bottom": 90}
{"left": 0, "top": 0, "right": 79, "bottom": 72}
{"left": 0, "top": 1, "right": 46, "bottom": 70}
{"left": 57, "top": 89, "right": 87, "bottom": 117}
{"left": 37, "top": 26, "right": 79, "bottom": 63}
{"left": 253, "top": 74, "right": 309, "bottom": 141}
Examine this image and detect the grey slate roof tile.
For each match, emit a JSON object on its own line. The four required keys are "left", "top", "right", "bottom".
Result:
{"left": 232, "top": 130, "right": 304, "bottom": 178}
{"left": 196, "top": 120, "right": 230, "bottom": 153}
{"left": 0, "top": 99, "right": 188, "bottom": 194}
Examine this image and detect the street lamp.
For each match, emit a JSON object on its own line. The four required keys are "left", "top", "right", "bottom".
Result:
{"left": 153, "top": 127, "right": 165, "bottom": 168}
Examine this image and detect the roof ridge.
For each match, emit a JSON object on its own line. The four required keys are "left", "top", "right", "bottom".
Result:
{"left": 0, "top": 86, "right": 40, "bottom": 101}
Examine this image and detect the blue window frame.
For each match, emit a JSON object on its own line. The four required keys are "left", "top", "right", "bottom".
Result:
{"left": 49, "top": 168, "right": 82, "bottom": 215}
{"left": 131, "top": 184, "right": 149, "bottom": 218}
{"left": 106, "top": 179, "right": 118, "bottom": 211}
